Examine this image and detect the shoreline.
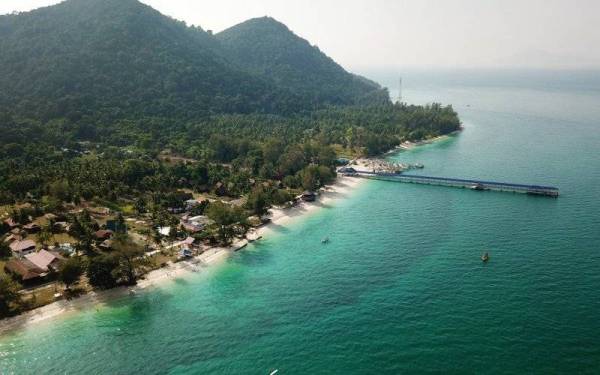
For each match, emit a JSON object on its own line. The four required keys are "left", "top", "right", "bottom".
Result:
{"left": 395, "top": 129, "right": 462, "bottom": 151}
{"left": 0, "top": 173, "right": 367, "bottom": 336}
{"left": 0, "top": 132, "right": 454, "bottom": 335}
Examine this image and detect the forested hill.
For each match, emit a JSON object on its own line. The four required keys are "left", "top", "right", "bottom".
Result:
{"left": 216, "top": 17, "right": 388, "bottom": 106}
{"left": 0, "top": 0, "right": 389, "bottom": 121}
{"left": 0, "top": 0, "right": 307, "bottom": 120}
{"left": 0, "top": 0, "right": 462, "bottom": 206}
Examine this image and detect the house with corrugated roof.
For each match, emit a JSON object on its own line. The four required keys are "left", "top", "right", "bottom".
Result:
{"left": 4, "top": 259, "right": 45, "bottom": 283}
{"left": 95, "top": 229, "right": 114, "bottom": 240}
{"left": 3, "top": 217, "right": 19, "bottom": 230}
{"left": 9, "top": 239, "right": 37, "bottom": 257}
{"left": 25, "top": 250, "right": 63, "bottom": 272}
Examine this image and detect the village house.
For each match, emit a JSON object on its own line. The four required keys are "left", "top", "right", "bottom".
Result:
{"left": 180, "top": 215, "right": 213, "bottom": 234}
{"left": 178, "top": 237, "right": 197, "bottom": 258}
{"left": 185, "top": 199, "right": 200, "bottom": 211}
{"left": 188, "top": 215, "right": 213, "bottom": 227}
{"left": 3, "top": 217, "right": 19, "bottom": 230}
{"left": 181, "top": 222, "right": 202, "bottom": 233}
{"left": 158, "top": 226, "right": 171, "bottom": 237}
{"left": 301, "top": 191, "right": 317, "bottom": 202}
{"left": 89, "top": 207, "right": 111, "bottom": 216}
{"left": 3, "top": 233, "right": 22, "bottom": 244}
{"left": 4, "top": 250, "right": 63, "bottom": 284}
{"left": 23, "top": 222, "right": 41, "bottom": 233}
{"left": 9, "top": 239, "right": 37, "bottom": 258}
{"left": 95, "top": 229, "right": 114, "bottom": 241}
{"left": 53, "top": 221, "right": 71, "bottom": 232}
{"left": 56, "top": 243, "right": 75, "bottom": 255}
{"left": 214, "top": 182, "right": 229, "bottom": 196}
{"left": 25, "top": 249, "right": 63, "bottom": 273}
{"left": 44, "top": 213, "right": 58, "bottom": 221}
{"left": 99, "top": 239, "right": 113, "bottom": 250}
{"left": 168, "top": 207, "right": 186, "bottom": 214}
{"left": 4, "top": 259, "right": 45, "bottom": 283}
{"left": 106, "top": 219, "right": 127, "bottom": 234}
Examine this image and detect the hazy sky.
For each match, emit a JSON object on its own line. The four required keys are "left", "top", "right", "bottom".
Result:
{"left": 2, "top": 0, "right": 599, "bottom": 70}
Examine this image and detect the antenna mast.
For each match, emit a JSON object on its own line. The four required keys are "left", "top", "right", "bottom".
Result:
{"left": 398, "top": 77, "right": 403, "bottom": 103}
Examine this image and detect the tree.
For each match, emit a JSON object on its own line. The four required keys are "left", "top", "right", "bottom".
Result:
{"left": 278, "top": 147, "right": 306, "bottom": 176}
{"left": 38, "top": 225, "right": 53, "bottom": 249}
{"left": 262, "top": 139, "right": 285, "bottom": 164}
{"left": 316, "top": 145, "right": 337, "bottom": 166}
{"left": 48, "top": 179, "right": 71, "bottom": 202}
{"left": 0, "top": 241, "right": 11, "bottom": 258}
{"left": 70, "top": 210, "right": 96, "bottom": 256}
{"left": 299, "top": 165, "right": 336, "bottom": 191}
{"left": 0, "top": 275, "right": 22, "bottom": 318}
{"left": 87, "top": 254, "right": 119, "bottom": 290}
{"left": 134, "top": 197, "right": 147, "bottom": 215}
{"left": 115, "top": 212, "right": 127, "bottom": 233}
{"left": 283, "top": 175, "right": 299, "bottom": 189}
{"left": 111, "top": 237, "right": 149, "bottom": 285}
{"left": 300, "top": 166, "right": 319, "bottom": 191}
{"left": 59, "top": 257, "right": 84, "bottom": 290}
{"left": 246, "top": 186, "right": 270, "bottom": 216}
{"left": 271, "top": 189, "right": 294, "bottom": 205}
{"left": 206, "top": 202, "right": 243, "bottom": 227}
{"left": 206, "top": 202, "right": 244, "bottom": 244}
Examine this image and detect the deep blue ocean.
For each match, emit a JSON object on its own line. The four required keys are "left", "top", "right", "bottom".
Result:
{"left": 1, "top": 69, "right": 599, "bottom": 374}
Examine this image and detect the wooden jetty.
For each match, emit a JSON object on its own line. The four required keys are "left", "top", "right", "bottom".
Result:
{"left": 340, "top": 168, "right": 559, "bottom": 197}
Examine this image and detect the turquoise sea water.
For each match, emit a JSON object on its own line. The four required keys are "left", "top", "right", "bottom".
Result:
{"left": 1, "top": 70, "right": 600, "bottom": 374}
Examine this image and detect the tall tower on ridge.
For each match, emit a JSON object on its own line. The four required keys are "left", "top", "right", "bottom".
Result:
{"left": 398, "top": 77, "right": 403, "bottom": 103}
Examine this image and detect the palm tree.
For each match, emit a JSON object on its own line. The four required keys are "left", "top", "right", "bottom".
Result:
{"left": 38, "top": 225, "right": 52, "bottom": 249}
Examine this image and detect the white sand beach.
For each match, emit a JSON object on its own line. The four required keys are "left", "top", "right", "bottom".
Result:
{"left": 255, "top": 174, "right": 365, "bottom": 238}
{"left": 0, "top": 173, "right": 366, "bottom": 335}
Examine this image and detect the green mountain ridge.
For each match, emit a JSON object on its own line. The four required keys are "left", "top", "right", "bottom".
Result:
{"left": 0, "top": 0, "right": 387, "bottom": 122}
{"left": 0, "top": 0, "right": 461, "bottom": 206}
{"left": 216, "top": 16, "right": 388, "bottom": 106}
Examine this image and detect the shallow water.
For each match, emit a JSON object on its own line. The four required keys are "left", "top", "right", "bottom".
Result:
{"left": 1, "top": 70, "right": 599, "bottom": 374}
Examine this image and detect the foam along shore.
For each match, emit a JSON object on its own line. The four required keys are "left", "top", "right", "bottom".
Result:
{"left": 0, "top": 174, "right": 366, "bottom": 336}
{"left": 0, "top": 238, "right": 249, "bottom": 335}
{"left": 255, "top": 173, "right": 365, "bottom": 239}
{"left": 396, "top": 129, "right": 462, "bottom": 151}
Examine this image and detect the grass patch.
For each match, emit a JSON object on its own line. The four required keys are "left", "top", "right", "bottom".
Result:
{"left": 120, "top": 204, "right": 135, "bottom": 215}
{"left": 0, "top": 259, "right": 7, "bottom": 278}
{"left": 330, "top": 144, "right": 364, "bottom": 159}
{"left": 21, "top": 284, "right": 60, "bottom": 309}
{"left": 92, "top": 198, "right": 122, "bottom": 212}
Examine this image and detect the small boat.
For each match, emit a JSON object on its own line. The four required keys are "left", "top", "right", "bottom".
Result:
{"left": 470, "top": 183, "right": 486, "bottom": 191}
{"left": 481, "top": 252, "right": 490, "bottom": 262}
{"left": 270, "top": 370, "right": 279, "bottom": 375}
{"left": 321, "top": 237, "right": 330, "bottom": 244}
{"left": 414, "top": 163, "right": 424, "bottom": 169}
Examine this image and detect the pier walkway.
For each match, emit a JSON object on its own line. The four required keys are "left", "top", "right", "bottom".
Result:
{"left": 345, "top": 170, "right": 559, "bottom": 197}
